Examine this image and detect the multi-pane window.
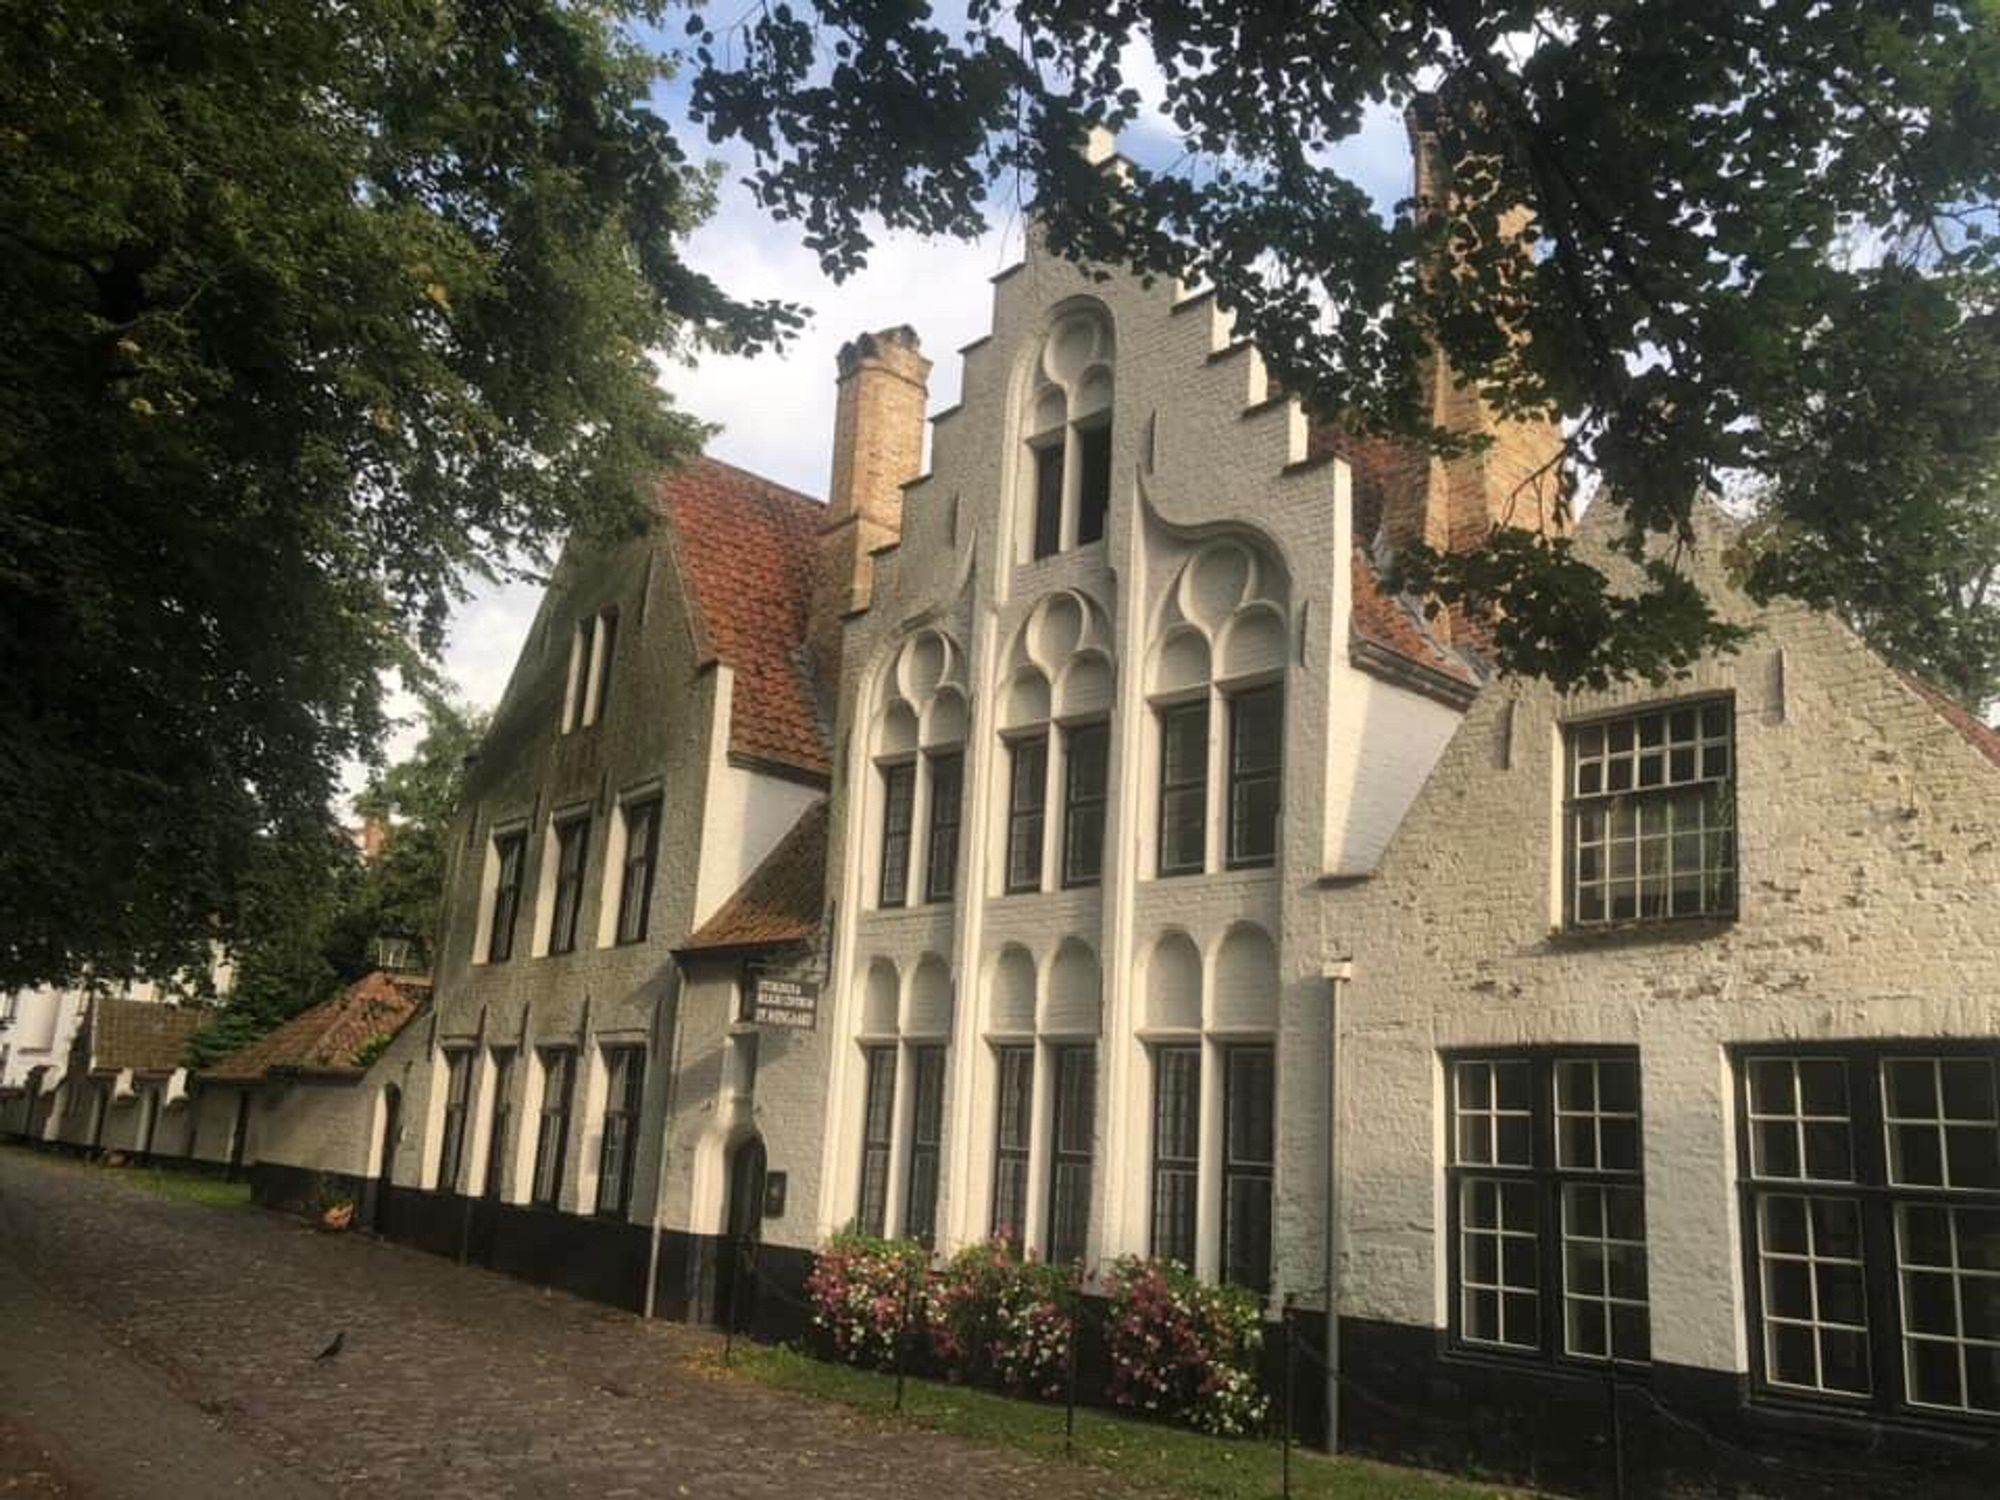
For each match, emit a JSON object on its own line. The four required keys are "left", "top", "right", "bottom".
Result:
{"left": 1226, "top": 686, "right": 1282, "bottom": 869}
{"left": 1568, "top": 700, "right": 1735, "bottom": 925}
{"left": 437, "top": 1050, "right": 473, "bottom": 1193}
{"left": 878, "top": 762, "right": 916, "bottom": 908}
{"left": 991, "top": 1045, "right": 1034, "bottom": 1244}
{"left": 615, "top": 797, "right": 661, "bottom": 945}
{"left": 487, "top": 831, "right": 527, "bottom": 963}
{"left": 1151, "top": 1046, "right": 1200, "bottom": 1268}
{"left": 903, "top": 1045, "right": 947, "bottom": 1247}
{"left": 1158, "top": 701, "right": 1208, "bottom": 876}
{"left": 1005, "top": 734, "right": 1048, "bottom": 894}
{"left": 531, "top": 1048, "right": 574, "bottom": 1209}
{"left": 1076, "top": 423, "right": 1111, "bottom": 546}
{"left": 549, "top": 816, "right": 590, "bottom": 955}
{"left": 1449, "top": 1051, "right": 1650, "bottom": 1364}
{"left": 925, "top": 752, "right": 962, "bottom": 903}
{"left": 595, "top": 1045, "right": 645, "bottom": 1218}
{"left": 1032, "top": 442, "right": 1063, "bottom": 560}
{"left": 1222, "top": 1045, "right": 1276, "bottom": 1293}
{"left": 484, "top": 1049, "right": 515, "bottom": 1199}
{"left": 1047, "top": 1045, "right": 1096, "bottom": 1266}
{"left": 856, "top": 1046, "right": 896, "bottom": 1237}
{"left": 562, "top": 609, "right": 620, "bottom": 732}
{"left": 1740, "top": 1049, "right": 2000, "bottom": 1416}
{"left": 1062, "top": 722, "right": 1110, "bottom": 888}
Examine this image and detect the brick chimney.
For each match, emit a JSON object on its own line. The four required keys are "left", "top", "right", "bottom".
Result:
{"left": 1369, "top": 98, "right": 1566, "bottom": 569}
{"left": 811, "top": 326, "right": 931, "bottom": 691}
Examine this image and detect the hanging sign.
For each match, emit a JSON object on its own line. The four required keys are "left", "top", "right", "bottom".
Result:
{"left": 748, "top": 972, "right": 819, "bottom": 1030}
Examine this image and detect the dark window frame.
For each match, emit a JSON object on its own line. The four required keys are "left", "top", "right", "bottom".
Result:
{"left": 549, "top": 814, "right": 591, "bottom": 955}
{"left": 1225, "top": 682, "right": 1283, "bottom": 871}
{"left": 1047, "top": 1043, "right": 1097, "bottom": 1266}
{"left": 483, "top": 1048, "right": 515, "bottom": 1199}
{"left": 856, "top": 1045, "right": 897, "bottom": 1237}
{"left": 1062, "top": 719, "right": 1111, "bottom": 889}
{"left": 1221, "top": 1043, "right": 1276, "bottom": 1293}
{"left": 1030, "top": 437, "right": 1064, "bottom": 560}
{"left": 924, "top": 750, "right": 963, "bottom": 903}
{"left": 878, "top": 759, "right": 917, "bottom": 909}
{"left": 594, "top": 1044, "right": 645, "bottom": 1219}
{"left": 1564, "top": 696, "right": 1737, "bottom": 929}
{"left": 530, "top": 1047, "right": 575, "bottom": 1210}
{"left": 903, "top": 1044, "right": 948, "bottom": 1247}
{"left": 1443, "top": 1046, "right": 1652, "bottom": 1369}
{"left": 1004, "top": 732, "right": 1049, "bottom": 895}
{"left": 589, "top": 608, "right": 619, "bottom": 726}
{"left": 1150, "top": 1043, "right": 1200, "bottom": 1268}
{"left": 437, "top": 1049, "right": 474, "bottom": 1193}
{"left": 1157, "top": 698, "right": 1209, "bottom": 877}
{"left": 1074, "top": 416, "right": 1111, "bottom": 547}
{"left": 487, "top": 830, "right": 528, "bottom": 963}
{"left": 615, "top": 797, "right": 662, "bottom": 946}
{"left": 1734, "top": 1041, "right": 2000, "bottom": 1425}
{"left": 991, "top": 1044, "right": 1034, "bottom": 1245}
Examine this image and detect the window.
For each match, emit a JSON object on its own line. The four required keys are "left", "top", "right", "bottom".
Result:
{"left": 1226, "top": 686, "right": 1282, "bottom": 869}
{"left": 856, "top": 1046, "right": 896, "bottom": 1237}
{"left": 1151, "top": 1045, "right": 1200, "bottom": 1268}
{"left": 615, "top": 797, "right": 661, "bottom": 945}
{"left": 1075, "top": 422, "right": 1111, "bottom": 546}
{"left": 595, "top": 1045, "right": 644, "bottom": 1218}
{"left": 587, "top": 610, "right": 618, "bottom": 725}
{"left": 484, "top": 1049, "right": 515, "bottom": 1198}
{"left": 564, "top": 609, "right": 620, "bottom": 731}
{"left": 1158, "top": 702, "right": 1208, "bottom": 876}
{"left": 878, "top": 762, "right": 916, "bottom": 909}
{"left": 924, "top": 752, "right": 962, "bottom": 903}
{"left": 487, "top": 831, "right": 527, "bottom": 963}
{"left": 1739, "top": 1048, "right": 1999, "bottom": 1417}
{"left": 1222, "top": 1045, "right": 1276, "bottom": 1293}
{"left": 549, "top": 815, "right": 591, "bottom": 955}
{"left": 1448, "top": 1051, "right": 1650, "bottom": 1364}
{"left": 1005, "top": 734, "right": 1048, "bottom": 894}
{"left": 1047, "top": 1045, "right": 1096, "bottom": 1266}
{"left": 991, "top": 1046, "right": 1033, "bottom": 1244}
{"left": 531, "top": 1048, "right": 574, "bottom": 1209}
{"left": 903, "top": 1045, "right": 947, "bottom": 1247}
{"left": 437, "top": 1050, "right": 473, "bottom": 1193}
{"left": 1568, "top": 700, "right": 1735, "bottom": 925}
{"left": 1062, "top": 721, "right": 1110, "bottom": 888}
{"left": 1032, "top": 442, "right": 1064, "bottom": 560}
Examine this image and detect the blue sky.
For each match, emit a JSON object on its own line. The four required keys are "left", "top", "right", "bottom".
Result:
{"left": 424, "top": 26, "right": 1414, "bottom": 728}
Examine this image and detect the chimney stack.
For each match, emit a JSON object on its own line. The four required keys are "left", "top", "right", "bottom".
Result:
{"left": 811, "top": 326, "right": 931, "bottom": 692}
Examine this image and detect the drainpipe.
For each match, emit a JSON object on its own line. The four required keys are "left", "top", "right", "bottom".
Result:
{"left": 1323, "top": 960, "right": 1352, "bottom": 1455}
{"left": 643, "top": 965, "right": 686, "bottom": 1319}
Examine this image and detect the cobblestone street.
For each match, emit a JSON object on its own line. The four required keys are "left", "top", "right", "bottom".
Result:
{"left": 0, "top": 1149, "right": 1135, "bottom": 1499}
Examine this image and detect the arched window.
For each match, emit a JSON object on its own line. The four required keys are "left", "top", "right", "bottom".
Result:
{"left": 1021, "top": 305, "right": 1116, "bottom": 562}
{"left": 1144, "top": 540, "right": 1289, "bottom": 878}
{"left": 869, "top": 630, "right": 968, "bottom": 909}
{"left": 849, "top": 952, "right": 955, "bottom": 1247}
{"left": 996, "top": 591, "right": 1115, "bottom": 896}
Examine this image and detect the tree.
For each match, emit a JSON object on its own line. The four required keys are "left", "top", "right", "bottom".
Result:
{"left": 0, "top": 1, "right": 799, "bottom": 990}
{"left": 688, "top": 1, "right": 2000, "bottom": 705}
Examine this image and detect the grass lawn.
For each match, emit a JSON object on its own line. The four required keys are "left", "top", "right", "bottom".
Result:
{"left": 5, "top": 1145, "right": 250, "bottom": 1209}
{"left": 724, "top": 1343, "right": 1525, "bottom": 1500}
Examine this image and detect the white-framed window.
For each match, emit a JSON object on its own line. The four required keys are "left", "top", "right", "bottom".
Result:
{"left": 479, "top": 827, "right": 529, "bottom": 964}
{"left": 436, "top": 1049, "right": 474, "bottom": 1192}
{"left": 1018, "top": 306, "right": 1115, "bottom": 563}
{"left": 561, "top": 607, "right": 620, "bottom": 733}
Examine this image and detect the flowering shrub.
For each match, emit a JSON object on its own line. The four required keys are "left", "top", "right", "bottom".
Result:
{"left": 924, "top": 1239, "right": 1075, "bottom": 1399}
{"left": 1102, "top": 1257, "right": 1270, "bottom": 1436}
{"left": 804, "top": 1233, "right": 928, "bottom": 1370}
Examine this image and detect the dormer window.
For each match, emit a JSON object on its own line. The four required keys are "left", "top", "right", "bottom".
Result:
{"left": 1021, "top": 307, "right": 1115, "bottom": 562}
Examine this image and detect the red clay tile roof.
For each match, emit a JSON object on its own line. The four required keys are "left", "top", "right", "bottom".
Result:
{"left": 92, "top": 1001, "right": 205, "bottom": 1075}
{"left": 1349, "top": 552, "right": 1482, "bottom": 694}
{"left": 679, "top": 801, "right": 829, "bottom": 955}
{"left": 1898, "top": 671, "right": 2000, "bottom": 771}
{"left": 659, "top": 458, "right": 831, "bottom": 778}
{"left": 202, "top": 972, "right": 430, "bottom": 1082}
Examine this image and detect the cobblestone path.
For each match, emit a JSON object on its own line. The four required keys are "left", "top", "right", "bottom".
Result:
{"left": 0, "top": 1148, "right": 1138, "bottom": 1499}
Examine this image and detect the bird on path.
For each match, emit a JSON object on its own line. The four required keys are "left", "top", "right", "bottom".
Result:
{"left": 314, "top": 1331, "right": 345, "bottom": 1362}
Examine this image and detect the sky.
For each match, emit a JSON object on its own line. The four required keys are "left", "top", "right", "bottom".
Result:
{"left": 400, "top": 29, "right": 1414, "bottom": 760}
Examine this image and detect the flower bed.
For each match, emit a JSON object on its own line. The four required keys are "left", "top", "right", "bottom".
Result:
{"left": 924, "top": 1239, "right": 1075, "bottom": 1398}
{"left": 803, "top": 1232, "right": 928, "bottom": 1370}
{"left": 1102, "top": 1257, "right": 1270, "bottom": 1436}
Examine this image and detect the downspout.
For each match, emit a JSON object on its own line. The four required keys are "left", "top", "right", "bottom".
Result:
{"left": 643, "top": 964, "right": 685, "bottom": 1318}
{"left": 1323, "top": 959, "right": 1352, "bottom": 1454}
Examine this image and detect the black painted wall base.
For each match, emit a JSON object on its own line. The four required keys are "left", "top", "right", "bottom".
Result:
{"left": 1335, "top": 1315, "right": 1999, "bottom": 1500}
